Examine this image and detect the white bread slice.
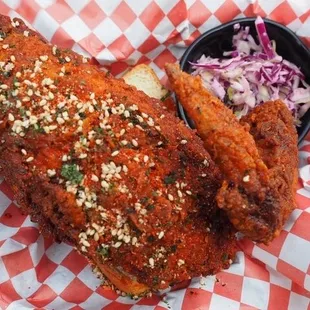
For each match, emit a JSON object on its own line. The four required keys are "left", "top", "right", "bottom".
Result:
{"left": 123, "top": 64, "right": 169, "bottom": 100}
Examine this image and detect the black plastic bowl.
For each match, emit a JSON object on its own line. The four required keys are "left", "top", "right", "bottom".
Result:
{"left": 178, "top": 17, "right": 310, "bottom": 144}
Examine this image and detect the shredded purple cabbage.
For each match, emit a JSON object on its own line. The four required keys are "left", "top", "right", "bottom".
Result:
{"left": 191, "top": 16, "right": 310, "bottom": 124}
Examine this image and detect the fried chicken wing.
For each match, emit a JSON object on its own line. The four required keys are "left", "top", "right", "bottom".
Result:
{"left": 0, "top": 15, "right": 237, "bottom": 295}
{"left": 165, "top": 63, "right": 298, "bottom": 244}
{"left": 240, "top": 100, "right": 298, "bottom": 235}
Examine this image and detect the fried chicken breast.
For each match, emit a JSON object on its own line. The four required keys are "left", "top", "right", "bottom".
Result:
{"left": 0, "top": 15, "right": 237, "bottom": 295}
{"left": 166, "top": 63, "right": 298, "bottom": 244}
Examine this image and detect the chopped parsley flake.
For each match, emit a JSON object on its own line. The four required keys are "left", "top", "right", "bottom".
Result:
{"left": 19, "top": 108, "right": 26, "bottom": 117}
{"left": 140, "top": 197, "right": 149, "bottom": 204}
{"left": 97, "top": 246, "right": 109, "bottom": 257}
{"left": 61, "top": 164, "right": 83, "bottom": 184}
{"left": 33, "top": 124, "right": 45, "bottom": 133}
{"left": 78, "top": 112, "right": 86, "bottom": 119}
{"left": 164, "top": 172, "right": 177, "bottom": 185}
{"left": 146, "top": 204, "right": 155, "bottom": 211}
{"left": 58, "top": 57, "right": 66, "bottom": 64}
{"left": 94, "top": 127, "right": 103, "bottom": 134}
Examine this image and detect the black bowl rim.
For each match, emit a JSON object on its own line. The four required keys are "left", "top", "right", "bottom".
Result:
{"left": 177, "top": 17, "right": 310, "bottom": 145}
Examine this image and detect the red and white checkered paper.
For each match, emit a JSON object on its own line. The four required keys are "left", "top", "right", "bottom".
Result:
{"left": 0, "top": 0, "right": 309, "bottom": 309}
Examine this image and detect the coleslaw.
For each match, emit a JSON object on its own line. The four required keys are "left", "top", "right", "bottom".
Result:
{"left": 191, "top": 17, "right": 310, "bottom": 124}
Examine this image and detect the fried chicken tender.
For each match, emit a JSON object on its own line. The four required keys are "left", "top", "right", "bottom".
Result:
{"left": 165, "top": 63, "right": 298, "bottom": 244}
{"left": 0, "top": 15, "right": 237, "bottom": 296}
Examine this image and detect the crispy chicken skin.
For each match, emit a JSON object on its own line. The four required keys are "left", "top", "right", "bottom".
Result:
{"left": 0, "top": 15, "right": 237, "bottom": 295}
{"left": 165, "top": 63, "right": 298, "bottom": 244}
{"left": 240, "top": 100, "right": 298, "bottom": 237}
